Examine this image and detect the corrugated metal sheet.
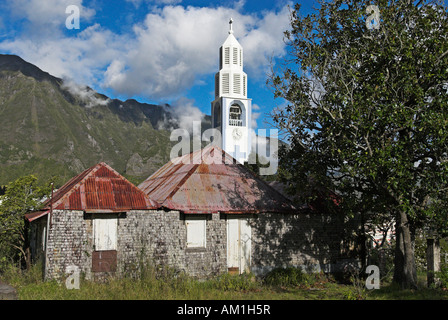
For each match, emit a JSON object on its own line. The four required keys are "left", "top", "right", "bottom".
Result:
{"left": 138, "top": 146, "right": 296, "bottom": 214}
{"left": 25, "top": 210, "right": 50, "bottom": 222}
{"left": 26, "top": 162, "right": 160, "bottom": 221}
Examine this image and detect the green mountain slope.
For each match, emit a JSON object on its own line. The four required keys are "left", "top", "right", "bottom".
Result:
{"left": 0, "top": 54, "right": 201, "bottom": 186}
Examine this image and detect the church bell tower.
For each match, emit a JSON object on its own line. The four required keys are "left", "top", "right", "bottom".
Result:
{"left": 211, "top": 18, "right": 252, "bottom": 163}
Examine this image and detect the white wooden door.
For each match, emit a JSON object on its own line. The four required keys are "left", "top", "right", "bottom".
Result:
{"left": 226, "top": 218, "right": 251, "bottom": 274}
{"left": 240, "top": 219, "right": 251, "bottom": 273}
{"left": 227, "top": 219, "right": 239, "bottom": 270}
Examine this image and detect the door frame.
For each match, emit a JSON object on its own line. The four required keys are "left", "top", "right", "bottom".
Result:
{"left": 226, "top": 215, "right": 252, "bottom": 274}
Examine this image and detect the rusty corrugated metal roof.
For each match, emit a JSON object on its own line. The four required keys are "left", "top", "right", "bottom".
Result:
{"left": 26, "top": 162, "right": 160, "bottom": 221}
{"left": 138, "top": 146, "right": 296, "bottom": 214}
{"left": 25, "top": 210, "right": 50, "bottom": 222}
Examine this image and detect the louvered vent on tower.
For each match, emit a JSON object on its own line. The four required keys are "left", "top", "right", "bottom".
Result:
{"left": 243, "top": 75, "right": 247, "bottom": 96}
{"left": 222, "top": 73, "right": 230, "bottom": 94}
{"left": 233, "top": 47, "right": 238, "bottom": 65}
{"left": 215, "top": 73, "right": 219, "bottom": 97}
{"left": 224, "top": 47, "right": 230, "bottom": 65}
{"left": 233, "top": 74, "right": 241, "bottom": 95}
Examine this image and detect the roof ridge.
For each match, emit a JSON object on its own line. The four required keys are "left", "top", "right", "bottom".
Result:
{"left": 164, "top": 163, "right": 200, "bottom": 204}
{"left": 89, "top": 162, "right": 161, "bottom": 208}
{"left": 234, "top": 161, "right": 296, "bottom": 210}
{"left": 47, "top": 162, "right": 159, "bottom": 210}
{"left": 139, "top": 146, "right": 297, "bottom": 214}
{"left": 44, "top": 163, "right": 99, "bottom": 210}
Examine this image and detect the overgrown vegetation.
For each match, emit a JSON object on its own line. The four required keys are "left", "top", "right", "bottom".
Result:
{"left": 1, "top": 264, "right": 447, "bottom": 300}
{"left": 263, "top": 267, "right": 306, "bottom": 287}
{"left": 269, "top": 0, "right": 448, "bottom": 290}
{"left": 0, "top": 175, "right": 52, "bottom": 272}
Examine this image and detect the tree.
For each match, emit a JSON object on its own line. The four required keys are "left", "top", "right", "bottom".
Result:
{"left": 0, "top": 175, "right": 49, "bottom": 270}
{"left": 269, "top": 0, "right": 448, "bottom": 289}
{"left": 243, "top": 152, "right": 278, "bottom": 182}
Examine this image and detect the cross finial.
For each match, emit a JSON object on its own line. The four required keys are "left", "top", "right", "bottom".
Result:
{"left": 229, "top": 18, "right": 233, "bottom": 34}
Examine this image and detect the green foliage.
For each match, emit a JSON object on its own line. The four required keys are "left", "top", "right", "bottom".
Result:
{"left": 441, "top": 238, "right": 448, "bottom": 269}
{"left": 438, "top": 266, "right": 448, "bottom": 289}
{"left": 264, "top": 267, "right": 305, "bottom": 287}
{"left": 368, "top": 244, "right": 395, "bottom": 279}
{"left": 269, "top": 0, "right": 448, "bottom": 288}
{"left": 243, "top": 152, "right": 278, "bottom": 182}
{"left": 213, "top": 272, "right": 258, "bottom": 292}
{"left": 2, "top": 263, "right": 447, "bottom": 300}
{"left": 0, "top": 175, "right": 50, "bottom": 271}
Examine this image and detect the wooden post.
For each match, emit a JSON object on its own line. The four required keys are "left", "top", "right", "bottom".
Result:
{"left": 427, "top": 238, "right": 441, "bottom": 287}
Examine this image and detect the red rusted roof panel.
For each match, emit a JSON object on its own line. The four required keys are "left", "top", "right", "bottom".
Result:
{"left": 139, "top": 146, "right": 296, "bottom": 214}
{"left": 68, "top": 188, "right": 82, "bottom": 209}
{"left": 42, "top": 162, "right": 160, "bottom": 212}
{"left": 25, "top": 210, "right": 50, "bottom": 222}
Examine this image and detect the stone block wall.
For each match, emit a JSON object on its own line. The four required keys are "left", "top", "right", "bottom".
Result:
{"left": 44, "top": 210, "right": 91, "bottom": 280}
{"left": 251, "top": 211, "right": 355, "bottom": 275}
{"left": 118, "top": 211, "right": 227, "bottom": 278}
{"left": 39, "top": 209, "right": 355, "bottom": 280}
{"left": 43, "top": 210, "right": 228, "bottom": 280}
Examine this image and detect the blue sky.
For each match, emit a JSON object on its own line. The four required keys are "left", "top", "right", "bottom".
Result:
{"left": 0, "top": 0, "right": 318, "bottom": 135}
{"left": 1, "top": 0, "right": 447, "bottom": 136}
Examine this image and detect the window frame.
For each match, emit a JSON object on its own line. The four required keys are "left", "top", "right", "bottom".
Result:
{"left": 93, "top": 216, "right": 118, "bottom": 251}
{"left": 185, "top": 216, "right": 207, "bottom": 249}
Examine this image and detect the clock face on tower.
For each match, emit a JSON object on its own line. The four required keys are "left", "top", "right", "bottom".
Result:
{"left": 232, "top": 127, "right": 242, "bottom": 140}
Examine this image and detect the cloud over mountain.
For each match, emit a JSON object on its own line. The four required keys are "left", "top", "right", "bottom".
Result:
{"left": 0, "top": 1, "right": 291, "bottom": 101}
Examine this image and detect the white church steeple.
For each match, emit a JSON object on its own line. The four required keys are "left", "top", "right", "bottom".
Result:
{"left": 211, "top": 19, "right": 252, "bottom": 163}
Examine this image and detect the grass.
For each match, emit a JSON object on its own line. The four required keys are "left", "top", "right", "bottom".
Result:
{"left": 1, "top": 264, "right": 447, "bottom": 300}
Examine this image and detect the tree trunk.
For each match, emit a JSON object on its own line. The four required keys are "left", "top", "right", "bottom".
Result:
{"left": 393, "top": 209, "right": 418, "bottom": 289}
{"left": 25, "top": 246, "right": 31, "bottom": 270}
{"left": 23, "top": 219, "right": 31, "bottom": 270}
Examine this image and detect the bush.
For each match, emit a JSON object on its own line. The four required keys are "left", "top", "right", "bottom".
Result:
{"left": 263, "top": 267, "right": 305, "bottom": 287}
{"left": 438, "top": 266, "right": 448, "bottom": 289}
{"left": 213, "top": 273, "right": 257, "bottom": 292}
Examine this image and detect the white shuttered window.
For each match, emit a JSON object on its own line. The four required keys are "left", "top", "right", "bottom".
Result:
{"left": 233, "top": 74, "right": 241, "bottom": 95}
{"left": 94, "top": 218, "right": 118, "bottom": 251}
{"left": 224, "top": 47, "right": 230, "bottom": 65}
{"left": 186, "top": 218, "right": 206, "bottom": 248}
{"left": 222, "top": 73, "right": 230, "bottom": 94}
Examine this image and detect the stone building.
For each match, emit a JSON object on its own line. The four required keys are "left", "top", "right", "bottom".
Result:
{"left": 25, "top": 162, "right": 161, "bottom": 280}
{"left": 26, "top": 147, "right": 356, "bottom": 280}
{"left": 138, "top": 146, "right": 354, "bottom": 277}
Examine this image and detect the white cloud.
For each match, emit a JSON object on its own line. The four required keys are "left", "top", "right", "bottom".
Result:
{"left": 105, "top": 5, "right": 250, "bottom": 98}
{"left": 0, "top": 23, "right": 126, "bottom": 87}
{"left": 105, "top": 4, "right": 290, "bottom": 99}
{"left": 126, "top": 0, "right": 182, "bottom": 7}
{"left": 170, "top": 97, "right": 205, "bottom": 135}
{"left": 240, "top": 5, "right": 291, "bottom": 77}
{"left": 61, "top": 78, "right": 110, "bottom": 108}
{"left": 156, "top": 97, "right": 204, "bottom": 136}
{"left": 251, "top": 104, "right": 261, "bottom": 129}
{"left": 6, "top": 0, "right": 95, "bottom": 38}
{"left": 0, "top": 1, "right": 291, "bottom": 101}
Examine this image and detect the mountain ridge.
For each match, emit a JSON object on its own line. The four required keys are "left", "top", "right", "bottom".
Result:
{"left": 0, "top": 54, "right": 209, "bottom": 186}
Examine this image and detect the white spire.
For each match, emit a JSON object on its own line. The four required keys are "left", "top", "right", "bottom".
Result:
{"left": 211, "top": 17, "right": 252, "bottom": 164}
